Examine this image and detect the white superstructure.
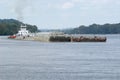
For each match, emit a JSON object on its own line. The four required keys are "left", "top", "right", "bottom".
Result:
{"left": 17, "top": 25, "right": 29, "bottom": 36}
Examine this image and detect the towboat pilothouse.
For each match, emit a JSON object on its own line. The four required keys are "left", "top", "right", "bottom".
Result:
{"left": 8, "top": 24, "right": 30, "bottom": 39}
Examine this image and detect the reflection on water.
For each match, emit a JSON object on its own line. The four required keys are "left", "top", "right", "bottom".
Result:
{"left": 0, "top": 35, "right": 120, "bottom": 80}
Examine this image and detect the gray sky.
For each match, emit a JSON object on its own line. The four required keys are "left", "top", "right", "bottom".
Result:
{"left": 0, "top": 0, "right": 120, "bottom": 29}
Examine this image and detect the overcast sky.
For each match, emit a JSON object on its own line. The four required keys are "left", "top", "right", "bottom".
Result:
{"left": 0, "top": 0, "right": 120, "bottom": 29}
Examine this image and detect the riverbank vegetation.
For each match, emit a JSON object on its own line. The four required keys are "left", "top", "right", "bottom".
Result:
{"left": 0, "top": 19, "right": 120, "bottom": 35}
{"left": 63, "top": 23, "right": 120, "bottom": 34}
{"left": 0, "top": 19, "right": 38, "bottom": 35}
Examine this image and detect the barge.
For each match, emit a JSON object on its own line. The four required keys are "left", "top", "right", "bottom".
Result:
{"left": 8, "top": 25, "right": 107, "bottom": 42}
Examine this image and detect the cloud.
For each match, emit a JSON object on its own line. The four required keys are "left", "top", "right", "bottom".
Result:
{"left": 56, "top": 0, "right": 113, "bottom": 10}
{"left": 61, "top": 2, "right": 74, "bottom": 9}
{"left": 47, "top": 1, "right": 75, "bottom": 10}
{"left": 71, "top": 0, "right": 117, "bottom": 6}
{"left": 72, "top": 0, "right": 82, "bottom": 3}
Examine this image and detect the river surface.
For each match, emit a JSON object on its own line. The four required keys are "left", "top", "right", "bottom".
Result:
{"left": 0, "top": 35, "right": 120, "bottom": 80}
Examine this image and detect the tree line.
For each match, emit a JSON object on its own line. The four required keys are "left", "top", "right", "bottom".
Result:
{"left": 63, "top": 23, "right": 120, "bottom": 34}
{"left": 0, "top": 19, "right": 38, "bottom": 35}
{"left": 1, "top": 19, "right": 120, "bottom": 35}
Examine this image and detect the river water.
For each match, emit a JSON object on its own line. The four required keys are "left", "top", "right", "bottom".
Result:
{"left": 0, "top": 35, "right": 120, "bottom": 80}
